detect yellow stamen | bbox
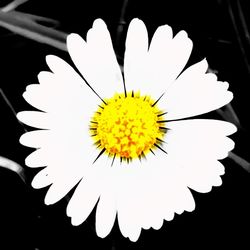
[90,92,166,160]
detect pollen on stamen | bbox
[90,91,167,162]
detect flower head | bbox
[17,18,237,241]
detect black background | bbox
[0,0,250,249]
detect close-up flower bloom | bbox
[17,18,237,241]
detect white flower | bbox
[17,18,237,242]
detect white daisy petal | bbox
[136,165,168,228]
[124,18,149,93]
[176,186,195,213]
[37,71,54,87]
[149,25,173,54]
[45,171,83,205]
[166,119,237,160]
[117,198,142,242]
[153,161,195,215]
[167,30,193,80]
[94,166,117,238]
[23,84,51,112]
[151,219,164,230]
[31,167,53,189]
[179,160,224,193]
[25,149,47,168]
[139,186,166,229]
[164,59,233,120]
[124,20,193,99]
[67,19,123,98]
[166,119,236,192]
[45,55,92,91]
[20,130,50,148]
[95,191,117,238]
[129,227,142,242]
[147,29,193,95]
[111,164,143,240]
[46,55,80,79]
[17,111,50,129]
[145,25,174,97]
[23,78,83,114]
[66,166,102,225]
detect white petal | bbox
[120,149,173,229]
[20,130,50,148]
[166,30,193,80]
[175,187,195,213]
[25,149,47,168]
[66,166,103,226]
[67,19,123,98]
[23,78,84,114]
[124,20,193,99]
[31,134,96,202]
[134,165,167,229]
[95,189,117,238]
[31,167,53,189]
[129,227,142,242]
[117,198,142,242]
[124,18,149,94]
[147,29,192,96]
[23,84,52,112]
[164,211,175,222]
[43,59,92,109]
[166,119,237,160]
[113,165,144,240]
[37,71,54,88]
[17,111,50,129]
[149,25,173,54]
[44,169,84,205]
[37,57,83,89]
[168,118,237,135]
[162,59,233,120]
[45,55,92,91]
[25,60,88,113]
[147,158,195,215]
[178,159,224,193]
[166,119,236,192]
[46,55,81,81]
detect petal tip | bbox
[45,55,56,66]
[227,91,234,102]
[129,233,141,242]
[37,71,50,83]
[24,158,32,168]
[202,58,208,68]
[66,33,81,44]
[174,30,189,40]
[160,24,173,36]
[96,230,107,239]
[187,202,196,213]
[71,216,82,226]
[44,195,54,206]
[19,133,27,146]
[129,18,145,28]
[24,152,43,168]
[44,199,52,206]
[16,112,23,122]
[66,204,72,217]
[45,54,53,61]
[93,18,106,28]
[31,178,40,189]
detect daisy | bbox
[17,18,237,242]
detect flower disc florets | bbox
[90,92,166,160]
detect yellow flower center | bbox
[90,92,167,161]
